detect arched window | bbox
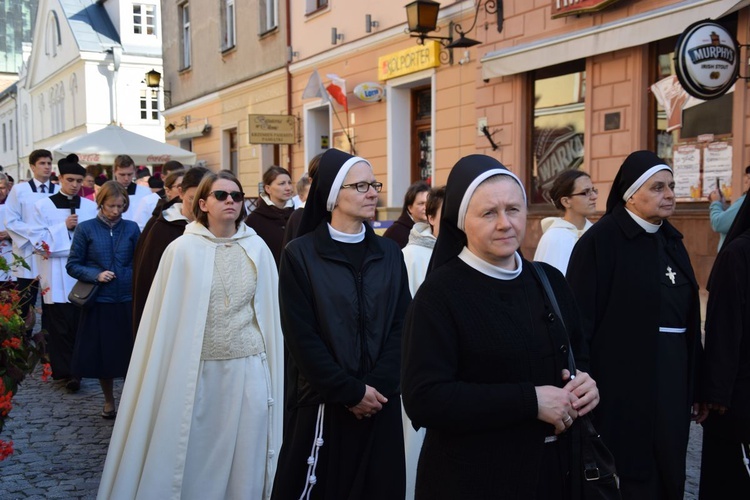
[45,12,61,57]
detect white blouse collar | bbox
[327,222,366,243]
[625,208,662,234]
[458,247,523,280]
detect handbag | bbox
[530,262,621,500]
[68,280,99,307]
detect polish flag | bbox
[326,74,348,112]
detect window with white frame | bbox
[3,123,6,152]
[259,0,277,34]
[133,4,156,35]
[305,0,327,14]
[9,119,13,150]
[180,3,191,69]
[140,89,159,120]
[221,0,236,49]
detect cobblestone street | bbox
[0,367,123,499]
[0,362,704,499]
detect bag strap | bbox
[530,262,584,499]
[530,262,576,373]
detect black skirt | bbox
[71,301,134,379]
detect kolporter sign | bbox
[378,41,440,81]
[674,20,739,100]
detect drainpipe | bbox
[285,0,293,175]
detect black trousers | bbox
[700,417,750,499]
[45,303,80,380]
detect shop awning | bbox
[166,122,211,141]
[481,0,750,79]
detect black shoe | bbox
[101,407,116,419]
[65,378,81,392]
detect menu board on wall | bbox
[702,142,733,198]
[672,140,733,201]
[672,144,702,199]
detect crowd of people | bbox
[0,147,747,499]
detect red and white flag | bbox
[326,74,348,112]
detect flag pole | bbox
[321,75,356,155]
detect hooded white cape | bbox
[97,221,284,500]
[533,216,593,275]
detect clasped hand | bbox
[349,384,388,420]
[536,369,600,435]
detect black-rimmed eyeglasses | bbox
[341,181,383,193]
[568,187,599,198]
[209,190,245,202]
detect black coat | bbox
[131,201,187,337]
[701,230,750,439]
[245,201,294,267]
[566,204,702,480]
[383,211,413,249]
[272,221,411,500]
[279,221,410,407]
[699,229,750,500]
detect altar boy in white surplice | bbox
[32,154,97,388]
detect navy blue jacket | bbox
[66,216,140,303]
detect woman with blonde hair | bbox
[67,181,140,417]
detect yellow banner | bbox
[378,41,440,81]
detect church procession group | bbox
[1,145,748,500]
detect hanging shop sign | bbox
[378,41,440,81]
[674,20,739,100]
[248,114,295,144]
[551,0,622,19]
[353,82,385,102]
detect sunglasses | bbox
[209,190,244,202]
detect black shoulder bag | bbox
[530,262,621,500]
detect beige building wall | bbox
[165,69,290,193]
[160,0,290,194]
[289,0,480,214]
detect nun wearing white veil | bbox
[402,154,599,499]
[272,148,410,500]
[567,150,705,500]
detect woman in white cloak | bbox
[97,170,284,500]
[534,169,598,274]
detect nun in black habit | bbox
[402,155,599,499]
[566,150,705,500]
[271,148,410,500]
[699,194,750,498]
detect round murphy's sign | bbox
[674,20,739,100]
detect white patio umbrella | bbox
[52,125,197,165]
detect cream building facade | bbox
[159,0,289,194]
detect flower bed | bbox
[0,254,47,461]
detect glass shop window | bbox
[530,59,586,204]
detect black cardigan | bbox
[402,257,581,498]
